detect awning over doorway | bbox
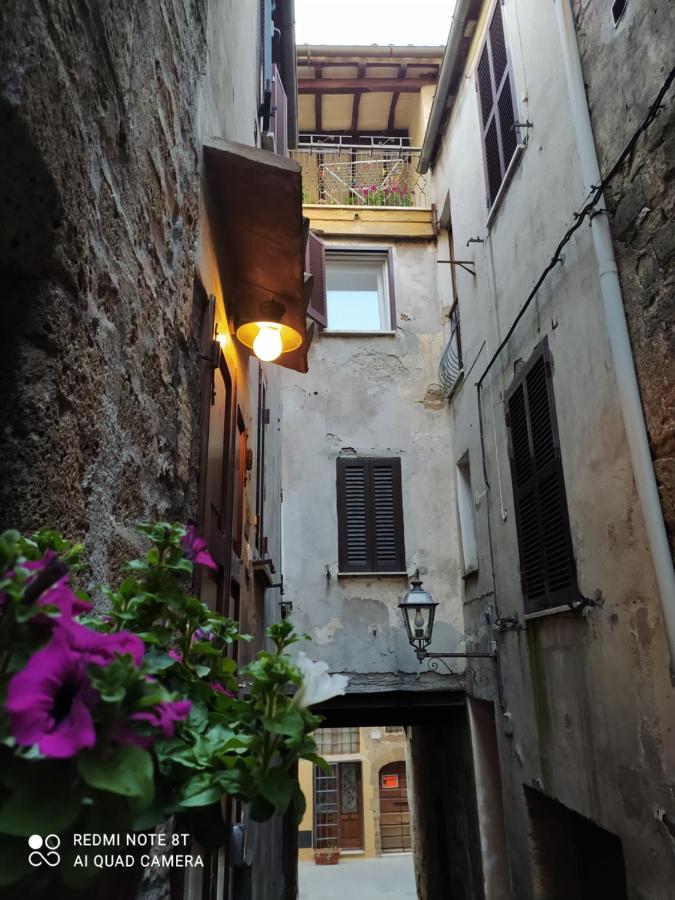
[203,138,310,373]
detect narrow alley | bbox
[0,1,673,899]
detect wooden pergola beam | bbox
[314,63,322,131]
[299,56,442,67]
[387,63,408,131]
[299,77,437,93]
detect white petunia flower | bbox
[293,652,349,708]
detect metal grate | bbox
[313,764,339,848]
[292,144,427,207]
[438,301,463,396]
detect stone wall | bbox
[0,0,207,583]
[574,0,675,550]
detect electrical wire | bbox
[475,64,675,390]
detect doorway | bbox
[313,761,364,851]
[378,761,411,852]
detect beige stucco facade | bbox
[298,728,410,861]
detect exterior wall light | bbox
[235,299,302,363]
[399,570,498,674]
[399,570,439,661]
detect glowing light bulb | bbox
[253,325,283,361]
[414,608,425,638]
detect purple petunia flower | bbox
[211,682,234,698]
[6,628,98,758]
[58,619,145,667]
[132,700,192,738]
[168,648,183,662]
[181,526,217,571]
[193,628,214,643]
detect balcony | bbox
[291,136,429,208]
[438,300,463,397]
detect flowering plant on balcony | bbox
[356,181,413,207]
[0,523,347,889]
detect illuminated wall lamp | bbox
[235,299,302,363]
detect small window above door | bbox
[325,250,395,333]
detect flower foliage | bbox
[0,523,346,887]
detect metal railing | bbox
[438,300,464,396]
[292,139,428,207]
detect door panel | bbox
[339,762,364,850]
[379,761,411,852]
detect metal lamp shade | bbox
[399,571,438,660]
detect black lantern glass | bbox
[399,570,438,660]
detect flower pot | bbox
[314,849,340,865]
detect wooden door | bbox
[379,761,411,852]
[338,762,363,850]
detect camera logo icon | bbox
[28,834,61,867]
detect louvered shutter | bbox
[505,340,577,615]
[476,2,518,208]
[271,65,288,157]
[306,231,328,327]
[337,458,405,573]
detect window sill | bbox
[485,142,527,232]
[322,330,397,337]
[337,571,409,579]
[461,565,479,580]
[523,603,576,621]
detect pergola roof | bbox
[297,45,443,136]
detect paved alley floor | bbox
[299,854,417,899]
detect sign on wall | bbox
[382,774,399,789]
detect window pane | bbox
[326,257,386,330]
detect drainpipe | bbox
[278,0,298,149]
[554,0,675,669]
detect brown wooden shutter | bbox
[271,65,288,157]
[337,458,405,573]
[197,290,235,615]
[305,231,328,327]
[476,2,518,208]
[505,339,577,614]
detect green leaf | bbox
[263,707,305,741]
[0,770,82,837]
[290,781,307,825]
[188,702,209,734]
[78,746,154,807]
[0,835,30,885]
[301,752,331,773]
[248,795,275,822]
[178,773,224,808]
[260,767,293,813]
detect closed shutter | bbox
[505,339,577,615]
[476,2,518,208]
[306,231,328,327]
[197,290,235,616]
[337,458,405,573]
[271,65,288,157]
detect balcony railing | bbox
[438,300,463,396]
[291,137,428,207]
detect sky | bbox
[294,0,453,47]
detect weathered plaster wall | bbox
[281,237,465,688]
[573,0,675,553]
[429,0,675,897]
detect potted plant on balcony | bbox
[314,843,340,865]
[0,522,347,897]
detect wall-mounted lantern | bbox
[399,570,498,674]
[399,570,439,661]
[235,299,303,362]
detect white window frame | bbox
[324,250,394,334]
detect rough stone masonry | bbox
[0,1,208,585]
